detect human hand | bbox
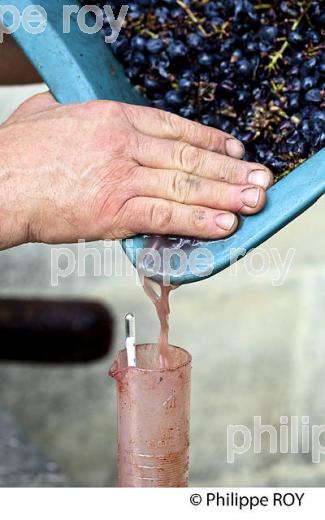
[0,92,273,249]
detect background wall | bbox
[0,85,325,486]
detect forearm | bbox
[0,32,41,85]
[0,126,32,249]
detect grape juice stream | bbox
[140,234,202,368]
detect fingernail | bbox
[215,212,236,230]
[241,187,260,208]
[225,138,245,159]
[248,169,271,189]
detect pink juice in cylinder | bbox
[109,343,192,487]
[110,234,193,486]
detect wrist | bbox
[0,125,35,249]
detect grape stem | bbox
[254,4,272,9]
[266,0,312,72]
[176,0,208,36]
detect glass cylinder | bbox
[109,343,191,487]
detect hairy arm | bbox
[0,32,41,85]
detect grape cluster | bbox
[85,0,325,179]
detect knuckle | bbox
[81,100,103,113]
[183,118,226,152]
[214,181,234,208]
[107,130,128,154]
[85,99,122,118]
[102,100,122,116]
[170,172,195,203]
[119,102,138,126]
[217,156,238,182]
[170,114,202,145]
[180,119,198,142]
[201,128,217,150]
[178,143,202,173]
[190,208,207,232]
[149,202,173,232]
[107,129,136,157]
[212,129,228,152]
[164,111,182,138]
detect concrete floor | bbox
[0,85,325,486]
[0,407,70,487]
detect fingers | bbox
[121,197,239,239]
[135,167,266,215]
[123,103,245,158]
[134,135,273,189]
